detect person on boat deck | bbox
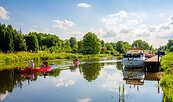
[26,59,34,69]
[73,57,78,62]
[41,60,48,67]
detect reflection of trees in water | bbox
[116,56,123,61]
[79,63,101,82]
[0,69,24,94]
[119,83,125,102]
[0,67,62,95]
[48,69,61,77]
[116,62,123,70]
[69,66,77,72]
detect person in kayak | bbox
[26,59,34,69]
[73,57,78,62]
[41,60,48,67]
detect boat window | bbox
[127,50,143,54]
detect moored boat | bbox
[20,65,51,73]
[122,48,145,68]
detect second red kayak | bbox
[73,61,79,65]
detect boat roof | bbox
[126,48,144,51]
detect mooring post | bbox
[158,50,160,62]
[144,63,146,72]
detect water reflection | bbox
[123,68,145,86]
[79,63,101,82]
[122,68,161,93]
[0,57,163,102]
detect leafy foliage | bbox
[132,40,150,50]
[160,74,173,102]
[116,41,126,54]
[69,37,78,53]
[24,33,39,52]
[160,53,173,102]
[0,24,27,52]
[82,32,101,54]
[0,24,155,55]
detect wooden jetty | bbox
[144,55,160,72]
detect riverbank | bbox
[0,51,112,63]
[160,53,173,102]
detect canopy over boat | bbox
[126,48,144,54]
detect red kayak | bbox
[20,65,51,73]
[20,68,51,77]
[73,61,79,65]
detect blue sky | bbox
[1,0,173,48]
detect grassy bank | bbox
[160,53,173,102]
[0,51,112,63]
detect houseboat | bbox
[122,48,145,68]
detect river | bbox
[0,57,163,102]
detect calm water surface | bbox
[0,57,163,102]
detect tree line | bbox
[0,24,156,54]
[159,40,173,52]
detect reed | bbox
[160,53,173,102]
[0,51,112,63]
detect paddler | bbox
[41,60,49,68]
[26,59,34,69]
[73,57,78,62]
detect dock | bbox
[144,55,160,72]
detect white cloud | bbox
[64,20,75,27]
[0,91,9,101]
[71,31,83,36]
[77,3,91,8]
[29,28,39,33]
[102,69,124,92]
[43,28,49,33]
[90,28,107,39]
[159,13,166,18]
[99,10,173,48]
[53,77,75,87]
[29,28,50,33]
[32,25,37,28]
[77,98,92,102]
[0,6,9,20]
[53,19,75,30]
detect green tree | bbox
[110,42,116,50]
[24,33,39,52]
[167,40,173,49]
[101,40,105,47]
[0,24,27,52]
[82,32,101,54]
[170,46,173,52]
[105,43,114,51]
[63,39,71,52]
[116,41,126,54]
[5,25,14,51]
[0,24,8,51]
[124,42,130,49]
[132,40,150,50]
[13,30,27,51]
[69,37,78,53]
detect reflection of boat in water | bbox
[123,68,162,93]
[122,48,145,68]
[20,65,51,77]
[123,68,145,85]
